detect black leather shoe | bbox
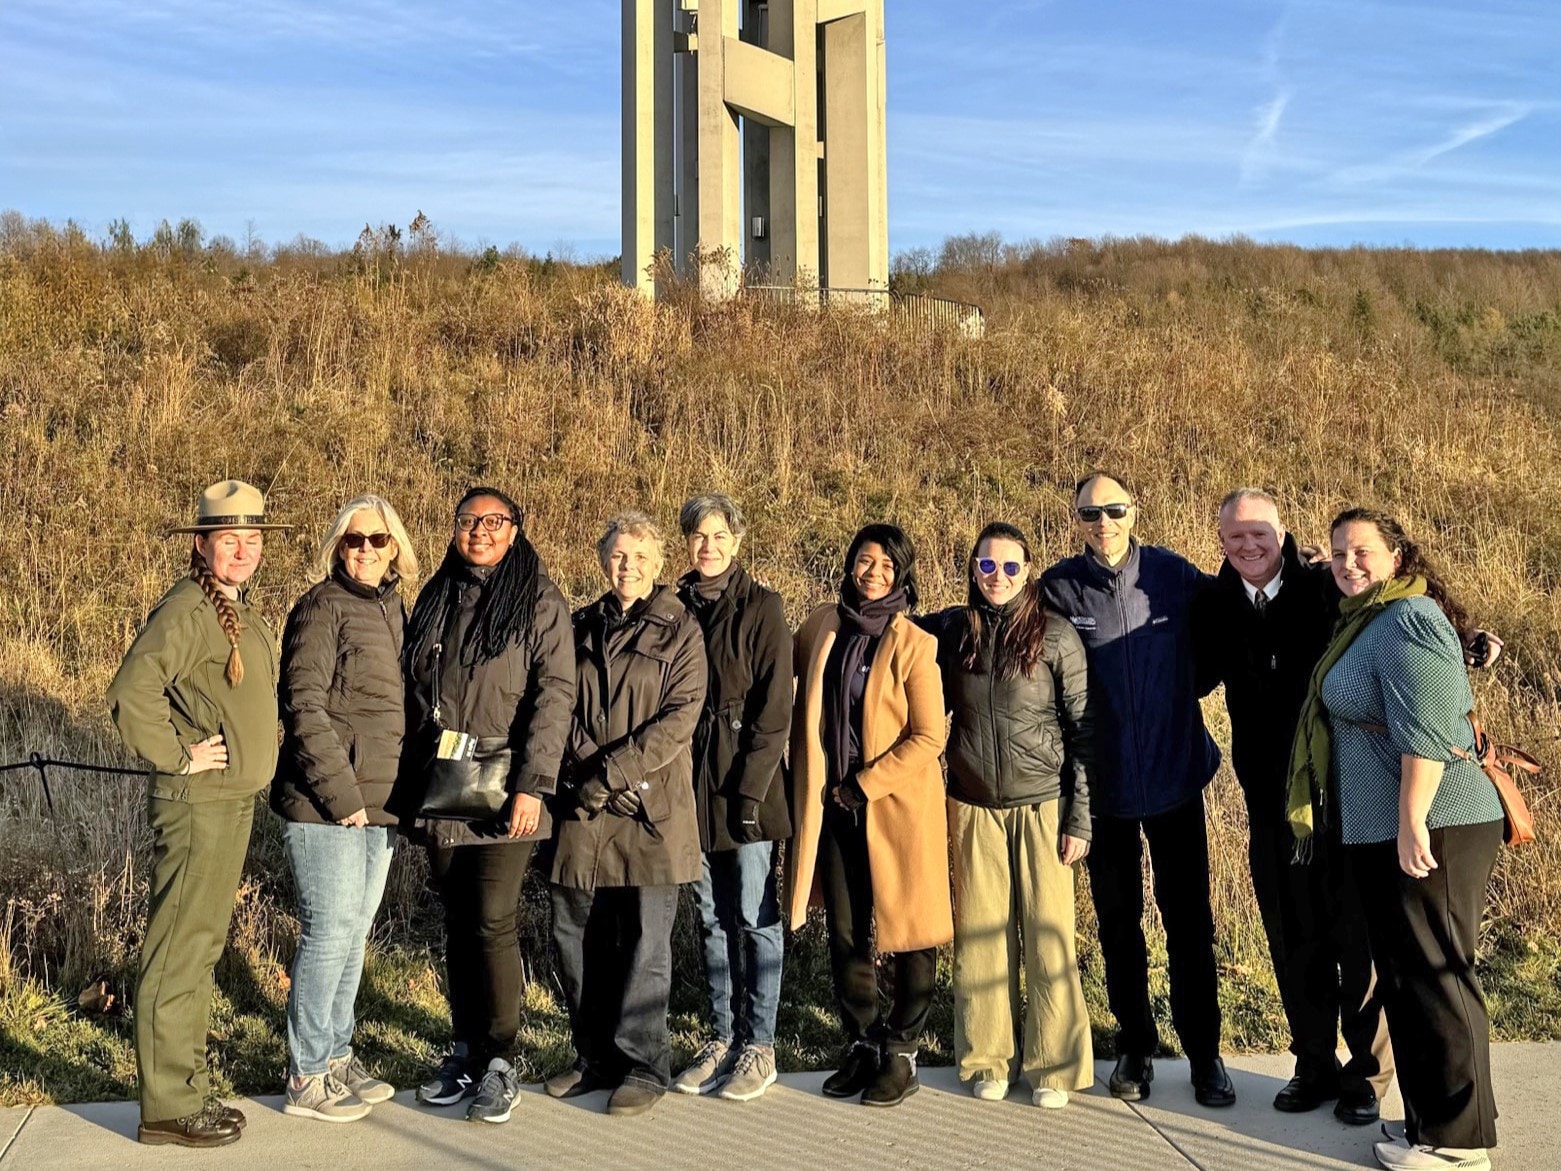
[220,1105,246,1129]
[1108,1053,1153,1101]
[861,1052,919,1108]
[822,1042,880,1099]
[1191,1057,1237,1108]
[137,1111,242,1148]
[544,1061,615,1100]
[1334,1087,1380,1126]
[1273,1073,1340,1113]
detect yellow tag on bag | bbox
[436,730,475,761]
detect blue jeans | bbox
[283,823,395,1078]
[695,841,783,1047]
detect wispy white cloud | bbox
[1328,101,1536,186]
[1238,3,1293,188]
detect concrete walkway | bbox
[3,1047,1553,1170]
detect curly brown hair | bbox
[1329,508,1472,642]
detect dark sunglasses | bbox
[975,558,1024,577]
[1076,503,1132,523]
[341,532,393,550]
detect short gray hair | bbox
[1218,487,1280,523]
[679,493,746,538]
[314,494,419,581]
[597,511,666,572]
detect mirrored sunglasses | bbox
[975,558,1024,577]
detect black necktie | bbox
[1252,588,1268,617]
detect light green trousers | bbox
[136,794,255,1122]
[950,796,1095,1091]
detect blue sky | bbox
[3,0,1557,255]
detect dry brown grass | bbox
[2,218,1559,1102]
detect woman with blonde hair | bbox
[108,480,289,1148]
[271,494,418,1123]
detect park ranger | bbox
[107,480,288,1148]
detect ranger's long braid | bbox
[190,547,245,686]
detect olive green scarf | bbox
[1286,575,1427,854]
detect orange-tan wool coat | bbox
[785,604,954,953]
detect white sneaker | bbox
[971,1079,1008,1101]
[283,1073,371,1123]
[1374,1140,1490,1171]
[1033,1087,1069,1109]
[672,1039,736,1095]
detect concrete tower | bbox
[621,0,888,299]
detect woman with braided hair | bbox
[108,480,290,1149]
[390,486,575,1125]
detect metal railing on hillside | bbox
[744,285,986,337]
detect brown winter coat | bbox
[786,604,954,953]
[271,567,407,826]
[551,585,708,890]
[390,562,576,848]
[676,564,794,852]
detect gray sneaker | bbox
[467,1058,521,1124]
[329,1053,394,1105]
[282,1073,371,1123]
[717,1044,777,1102]
[672,1039,735,1095]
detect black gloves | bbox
[606,786,644,817]
[732,797,765,843]
[576,776,611,816]
[834,775,868,812]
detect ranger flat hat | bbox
[168,479,292,534]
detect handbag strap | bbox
[430,641,445,728]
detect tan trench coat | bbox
[785,604,953,953]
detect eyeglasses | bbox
[455,512,515,533]
[1076,503,1132,523]
[975,558,1025,577]
[341,532,392,550]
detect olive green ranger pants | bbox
[949,796,1096,1093]
[136,793,255,1122]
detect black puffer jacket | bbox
[552,585,707,889]
[391,560,576,848]
[926,602,1095,840]
[272,567,406,826]
[676,564,794,852]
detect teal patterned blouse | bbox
[1320,595,1503,846]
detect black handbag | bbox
[419,736,513,822]
[415,641,514,823]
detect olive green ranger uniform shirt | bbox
[107,577,280,799]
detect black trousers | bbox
[1350,820,1501,1150]
[426,839,535,1065]
[1244,783,1390,1096]
[1087,795,1221,1065]
[817,804,936,1056]
[550,883,679,1090]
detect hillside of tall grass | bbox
[2,214,1559,1106]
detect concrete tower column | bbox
[696,0,743,298]
[622,0,676,293]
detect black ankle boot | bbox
[862,1051,919,1107]
[822,1042,881,1099]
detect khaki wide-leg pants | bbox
[136,794,255,1122]
[950,796,1094,1092]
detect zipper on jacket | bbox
[988,654,1005,805]
[1114,580,1142,811]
